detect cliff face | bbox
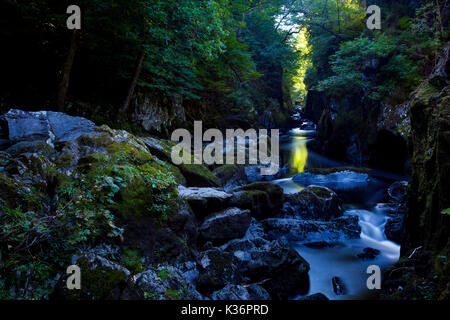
[404,45,450,252]
[380,45,450,300]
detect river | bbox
[273,126,402,300]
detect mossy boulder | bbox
[196,249,241,293]
[229,190,272,220]
[178,163,221,187]
[63,253,132,300]
[237,182,283,209]
[140,136,220,187]
[284,186,343,221]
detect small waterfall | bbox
[346,209,400,260]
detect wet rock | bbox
[384,215,405,244]
[211,284,270,300]
[213,164,247,191]
[230,190,272,220]
[357,248,381,260]
[234,182,284,218]
[246,240,310,299]
[375,202,405,215]
[139,136,173,161]
[332,277,346,296]
[177,186,232,218]
[196,249,241,293]
[304,241,335,249]
[388,181,408,203]
[299,293,329,300]
[200,208,252,244]
[293,171,369,191]
[262,216,360,243]
[244,165,281,183]
[220,222,310,299]
[284,186,343,221]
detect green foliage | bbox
[316,35,421,101]
[121,249,145,274]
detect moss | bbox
[213,164,239,184]
[240,182,283,198]
[73,257,128,300]
[305,167,371,175]
[165,163,187,185]
[307,186,333,198]
[157,268,172,281]
[164,288,183,300]
[121,249,145,275]
[179,163,221,187]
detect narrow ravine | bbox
[273,121,403,300]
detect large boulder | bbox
[231,182,284,219]
[177,186,232,218]
[200,208,251,244]
[60,251,132,300]
[384,215,405,244]
[0,109,97,146]
[245,240,310,299]
[284,186,343,221]
[220,224,310,300]
[388,181,408,205]
[196,249,241,293]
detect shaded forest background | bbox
[1,0,448,138]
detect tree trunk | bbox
[57,30,78,112]
[436,0,445,39]
[117,49,145,122]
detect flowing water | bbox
[274,127,402,300]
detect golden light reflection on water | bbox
[291,137,308,173]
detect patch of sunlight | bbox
[292,28,312,102]
[291,138,308,173]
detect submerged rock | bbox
[304,241,335,249]
[293,171,369,191]
[299,293,329,300]
[357,248,381,260]
[332,276,346,295]
[387,181,408,203]
[262,215,360,243]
